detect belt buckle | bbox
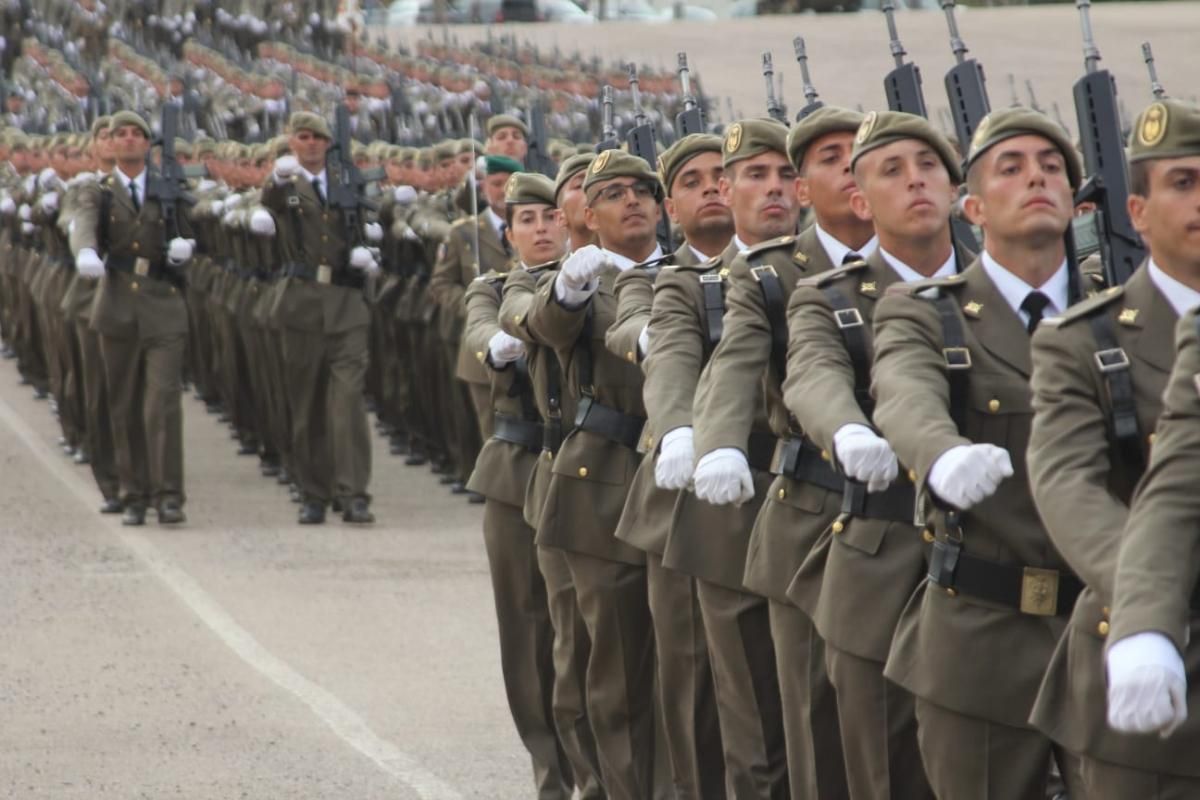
[699,273,722,284]
[943,347,972,370]
[317,265,333,284]
[834,308,864,329]
[134,257,150,277]
[1094,347,1131,374]
[1020,567,1059,616]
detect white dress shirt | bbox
[300,166,327,201]
[1147,258,1200,318]
[116,167,147,208]
[816,223,879,266]
[879,247,958,284]
[486,207,506,241]
[980,251,1069,327]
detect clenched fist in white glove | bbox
[273,155,300,182]
[0,194,14,215]
[363,221,383,242]
[76,248,105,279]
[834,423,899,494]
[38,166,61,191]
[487,330,525,366]
[249,208,276,236]
[927,444,1012,510]
[554,244,610,304]
[693,447,755,506]
[655,426,694,491]
[209,199,225,217]
[1107,632,1188,738]
[393,185,418,205]
[18,202,31,221]
[167,237,194,265]
[349,246,379,273]
[39,191,58,212]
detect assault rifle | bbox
[145,105,194,259]
[625,64,672,252]
[881,1,926,117]
[597,86,620,152]
[762,52,787,125]
[792,37,824,121]
[526,102,557,178]
[676,53,705,136]
[941,0,990,153]
[1142,41,1167,99]
[326,104,384,261]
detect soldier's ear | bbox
[961,193,985,228]
[1127,193,1149,237]
[583,204,599,233]
[663,195,680,225]
[794,175,810,208]
[848,188,872,224]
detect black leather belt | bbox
[927,538,1083,617]
[493,414,543,453]
[842,476,917,523]
[574,396,645,451]
[746,431,777,473]
[283,261,365,290]
[107,254,184,287]
[771,437,843,493]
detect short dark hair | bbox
[1129,159,1151,198]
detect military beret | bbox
[850,110,962,183]
[89,115,112,138]
[288,111,331,139]
[1129,98,1200,164]
[395,146,417,162]
[7,130,29,151]
[110,110,152,139]
[485,154,524,176]
[196,139,219,156]
[657,133,723,197]
[433,140,457,160]
[787,106,864,170]
[487,114,528,138]
[965,106,1083,189]
[553,152,594,202]
[174,137,194,158]
[457,138,478,155]
[416,148,435,169]
[722,118,788,169]
[505,172,556,207]
[582,149,664,202]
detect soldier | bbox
[486,114,530,163]
[69,111,195,526]
[1047,99,1200,795]
[869,108,1084,798]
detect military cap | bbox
[174,138,194,158]
[7,130,29,151]
[1129,99,1200,163]
[554,152,594,202]
[487,114,529,138]
[109,110,152,138]
[965,106,1083,189]
[850,110,962,183]
[657,133,723,197]
[196,139,218,156]
[485,154,524,176]
[394,146,417,162]
[457,138,478,155]
[582,149,664,202]
[268,136,290,158]
[288,110,332,139]
[433,140,457,160]
[787,106,864,170]
[505,172,556,207]
[416,148,435,169]
[722,118,788,169]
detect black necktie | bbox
[1021,291,1051,334]
[312,178,325,206]
[499,222,512,256]
[842,251,862,265]
[129,180,140,211]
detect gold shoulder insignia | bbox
[963,301,983,318]
[797,260,869,289]
[1052,284,1126,327]
[745,234,796,258]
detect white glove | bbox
[223,193,243,210]
[210,199,225,217]
[393,185,418,205]
[349,246,379,273]
[692,448,755,506]
[637,325,651,359]
[554,244,610,303]
[38,166,60,191]
[167,237,194,265]
[655,426,694,491]
[249,208,276,236]
[487,330,525,365]
[273,154,300,182]
[0,194,14,215]
[833,423,899,494]
[18,202,31,221]
[363,221,383,242]
[20,222,33,235]
[39,191,58,212]
[1106,632,1188,738]
[926,444,1013,510]
[76,247,105,278]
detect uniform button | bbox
[131,241,140,251]
[922,528,935,544]
[626,351,636,362]
[820,449,830,462]
[514,314,523,324]
[946,587,958,598]
[831,520,844,534]
[544,450,553,460]
[1098,621,1110,637]
[130,281,139,290]
[988,398,1000,413]
[644,436,654,449]
[475,351,484,361]
[777,488,786,500]
[578,467,588,478]
[908,468,918,483]
[1148,433,1157,445]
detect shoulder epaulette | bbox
[1041,284,1125,329]
[745,234,797,261]
[795,259,869,289]
[885,271,968,299]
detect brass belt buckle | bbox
[1020,567,1059,616]
[134,257,150,277]
[316,264,333,284]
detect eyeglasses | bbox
[590,180,657,205]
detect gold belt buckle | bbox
[1020,567,1059,616]
[134,257,150,277]
[316,265,333,284]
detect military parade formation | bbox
[3,0,1200,798]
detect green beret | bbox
[722,118,788,169]
[89,115,112,138]
[505,172,556,207]
[582,149,664,202]
[288,111,332,139]
[554,152,594,202]
[1129,99,1200,164]
[487,114,529,138]
[433,140,457,160]
[787,106,864,170]
[850,110,962,183]
[110,110,152,139]
[657,133,723,197]
[486,154,524,176]
[965,106,1083,190]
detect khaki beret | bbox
[487,114,529,138]
[965,106,1083,189]
[787,106,864,170]
[554,152,594,202]
[288,111,332,139]
[457,138,478,155]
[110,110,152,138]
[505,172,556,207]
[7,130,29,151]
[850,110,962,183]
[657,133,723,197]
[582,149,664,202]
[1129,99,1200,164]
[416,148,435,169]
[433,140,457,160]
[174,137,194,158]
[723,118,788,169]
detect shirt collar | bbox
[486,206,506,237]
[815,223,879,266]
[732,235,752,255]
[300,166,326,184]
[603,244,663,272]
[689,244,716,263]
[980,250,1070,322]
[117,167,146,195]
[879,246,957,283]
[1148,258,1200,318]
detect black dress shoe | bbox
[99,498,123,514]
[389,437,409,456]
[298,501,326,524]
[260,461,281,478]
[158,501,186,525]
[331,498,344,513]
[73,449,90,465]
[439,474,457,486]
[121,506,146,526]
[276,468,291,485]
[33,388,48,400]
[404,453,428,466]
[450,481,469,495]
[466,491,485,504]
[342,497,375,524]
[237,441,258,456]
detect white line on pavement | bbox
[0,393,465,800]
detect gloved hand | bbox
[223,193,243,210]
[554,244,609,302]
[209,199,225,217]
[655,426,694,491]
[363,221,383,242]
[39,191,58,213]
[487,330,525,365]
[1107,632,1188,738]
[38,166,60,191]
[833,423,899,494]
[0,194,14,215]
[637,325,651,359]
[692,448,755,506]
[272,154,300,183]
[167,237,194,265]
[349,246,379,273]
[393,185,418,205]
[927,444,1013,509]
[76,247,105,278]
[20,222,33,235]
[249,208,276,236]
[18,202,31,221]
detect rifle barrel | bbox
[628,64,646,126]
[1077,0,1102,74]
[793,37,819,106]
[678,52,696,111]
[941,0,968,64]
[1142,41,1166,99]
[882,1,907,69]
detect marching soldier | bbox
[485,114,530,163]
